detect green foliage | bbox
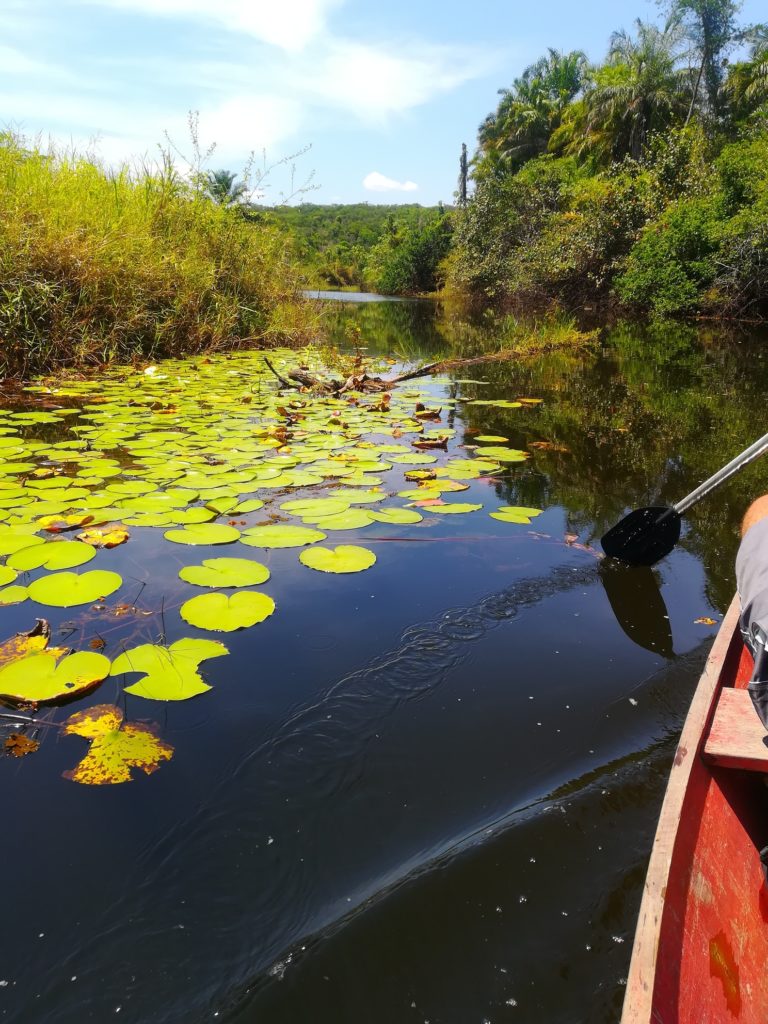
[0,135,315,377]
[450,2,767,318]
[617,131,768,314]
[365,211,453,295]
[266,202,448,291]
[616,195,722,313]
[476,49,588,175]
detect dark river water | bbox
[3,297,768,1024]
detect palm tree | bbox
[556,20,691,163]
[206,169,248,206]
[726,35,768,115]
[476,49,588,172]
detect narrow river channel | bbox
[2,296,768,1024]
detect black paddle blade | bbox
[600,506,681,566]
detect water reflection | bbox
[599,562,674,658]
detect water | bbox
[303,289,411,302]
[2,299,768,1024]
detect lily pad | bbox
[240,525,326,549]
[474,446,529,463]
[299,545,377,574]
[77,527,130,548]
[0,619,64,667]
[0,532,45,556]
[0,585,28,605]
[8,539,96,571]
[490,506,543,524]
[0,649,110,704]
[280,497,350,518]
[27,569,122,607]
[179,557,270,588]
[232,499,265,514]
[110,638,229,700]
[62,704,173,785]
[164,523,240,546]
[368,508,424,525]
[180,591,275,631]
[0,565,18,586]
[429,503,483,514]
[309,509,374,530]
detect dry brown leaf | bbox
[4,733,40,758]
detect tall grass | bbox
[0,135,319,378]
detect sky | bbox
[2,0,765,206]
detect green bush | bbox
[365,213,453,295]
[616,196,722,314]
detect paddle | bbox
[601,430,768,566]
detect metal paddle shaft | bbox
[601,430,768,566]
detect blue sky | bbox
[2,0,765,205]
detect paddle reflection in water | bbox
[599,562,674,658]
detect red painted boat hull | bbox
[622,597,768,1023]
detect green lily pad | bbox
[368,508,424,525]
[498,506,543,517]
[164,523,240,546]
[180,591,275,631]
[0,532,45,556]
[0,565,18,586]
[0,585,28,605]
[280,497,350,518]
[433,464,483,480]
[0,650,110,704]
[475,435,508,442]
[122,513,174,528]
[490,506,543,524]
[8,539,96,571]
[299,545,377,574]
[179,557,270,588]
[474,447,529,462]
[110,638,229,700]
[308,509,374,530]
[166,507,217,525]
[429,503,483,514]
[398,488,443,501]
[27,569,122,607]
[389,453,437,465]
[232,499,265,514]
[240,525,326,549]
[329,488,386,504]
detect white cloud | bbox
[363,171,418,193]
[302,39,486,121]
[1,90,301,167]
[75,0,341,51]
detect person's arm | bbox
[738,497,768,727]
[742,495,768,537]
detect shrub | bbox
[616,196,722,314]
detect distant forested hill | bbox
[262,203,453,293]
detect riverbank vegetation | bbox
[0,135,318,378]
[446,0,768,319]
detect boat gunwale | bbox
[620,594,743,1023]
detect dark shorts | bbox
[737,516,768,727]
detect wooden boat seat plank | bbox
[703,687,768,772]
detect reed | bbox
[0,134,318,378]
